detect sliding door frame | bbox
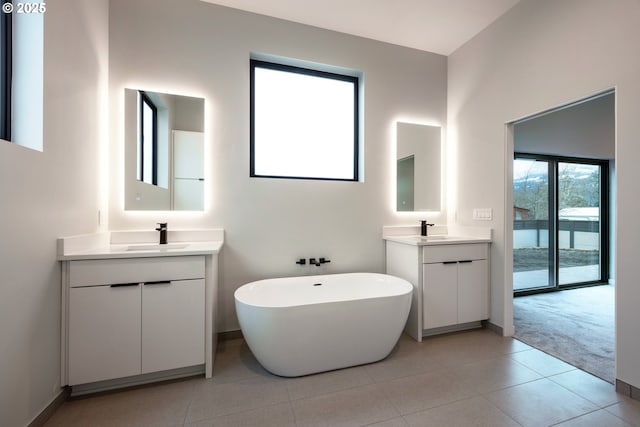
[514,153,609,296]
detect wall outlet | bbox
[473,208,493,221]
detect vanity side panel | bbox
[385,241,421,341]
[205,254,219,378]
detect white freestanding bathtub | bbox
[234,272,412,377]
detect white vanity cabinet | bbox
[66,256,205,386]
[422,244,489,329]
[141,278,204,374]
[69,283,142,385]
[385,237,490,341]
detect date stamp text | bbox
[2,2,47,14]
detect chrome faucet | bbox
[155,223,168,244]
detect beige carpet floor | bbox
[513,284,615,383]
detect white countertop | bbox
[384,235,491,246]
[58,241,223,261]
[57,229,224,261]
[382,225,492,246]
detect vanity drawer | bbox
[422,243,488,263]
[69,256,205,287]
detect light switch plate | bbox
[473,208,493,221]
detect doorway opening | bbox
[510,90,616,382]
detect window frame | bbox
[0,1,12,142]
[138,91,158,185]
[249,59,360,181]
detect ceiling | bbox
[201,0,521,56]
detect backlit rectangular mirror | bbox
[396,122,441,212]
[124,89,205,211]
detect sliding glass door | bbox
[558,162,603,285]
[513,155,608,294]
[513,158,553,291]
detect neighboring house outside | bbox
[514,206,530,220]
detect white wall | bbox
[448,0,640,389]
[0,1,109,426]
[108,0,448,332]
[515,92,615,159]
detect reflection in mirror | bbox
[396,122,441,212]
[124,89,205,211]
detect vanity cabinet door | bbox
[68,284,141,385]
[141,279,205,374]
[423,262,458,329]
[458,260,489,323]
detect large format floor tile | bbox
[554,409,634,427]
[486,378,598,426]
[184,402,296,427]
[549,369,624,407]
[185,375,290,423]
[509,347,577,376]
[380,368,477,415]
[453,355,542,393]
[290,383,399,427]
[44,329,640,426]
[605,398,640,426]
[403,395,520,427]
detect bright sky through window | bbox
[251,61,358,180]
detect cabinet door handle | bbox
[443,261,458,265]
[144,281,171,286]
[110,283,139,288]
[459,260,473,264]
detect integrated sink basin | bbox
[125,243,189,251]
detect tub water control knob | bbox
[295,258,306,265]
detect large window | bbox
[250,59,359,181]
[0,2,11,141]
[6,3,44,151]
[137,91,158,185]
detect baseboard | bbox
[28,386,71,427]
[482,320,504,336]
[218,329,243,341]
[616,379,640,401]
[422,321,483,337]
[70,365,204,397]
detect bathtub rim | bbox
[234,272,412,309]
